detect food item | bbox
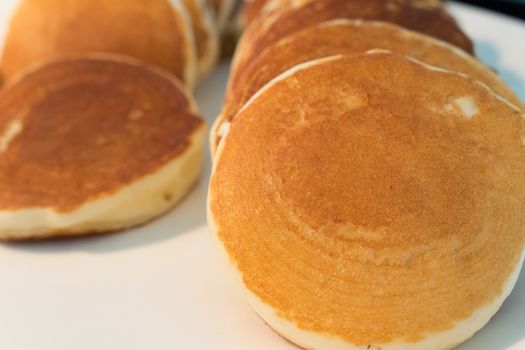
[0,54,205,240]
[240,0,271,27]
[181,0,219,78]
[210,0,236,33]
[209,51,525,350]
[232,0,473,82]
[1,0,197,87]
[212,20,521,153]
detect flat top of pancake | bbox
[210,52,525,344]
[220,21,520,144]
[1,0,190,84]
[0,55,203,213]
[233,0,473,78]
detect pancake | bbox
[212,20,521,153]
[218,0,245,58]
[241,0,271,27]
[181,0,219,78]
[0,54,205,240]
[210,0,235,33]
[232,0,473,81]
[0,0,197,88]
[209,52,525,349]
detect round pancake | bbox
[181,0,219,78]
[209,52,525,349]
[0,0,197,88]
[0,54,205,240]
[232,0,473,81]
[212,20,521,154]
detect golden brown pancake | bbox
[241,0,448,26]
[232,0,473,81]
[0,0,197,87]
[0,54,205,240]
[241,0,271,27]
[212,20,521,153]
[209,52,525,349]
[181,0,219,78]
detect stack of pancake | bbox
[0,0,243,240]
[209,0,525,349]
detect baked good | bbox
[0,0,197,87]
[0,54,205,240]
[240,0,271,27]
[209,51,525,350]
[181,0,220,78]
[232,0,473,83]
[212,19,521,153]
[210,0,236,33]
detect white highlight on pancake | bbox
[453,96,479,118]
[0,120,23,153]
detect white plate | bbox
[0,2,524,350]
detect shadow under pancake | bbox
[476,40,525,103]
[458,266,525,350]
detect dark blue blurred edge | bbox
[454,0,525,20]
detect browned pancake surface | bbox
[217,21,520,150]
[241,0,271,26]
[1,0,189,84]
[233,0,473,81]
[0,56,203,212]
[210,53,525,344]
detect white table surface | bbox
[0,1,524,349]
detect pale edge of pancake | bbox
[176,0,219,80]
[169,0,198,89]
[207,52,525,349]
[209,210,524,350]
[216,0,236,33]
[309,18,523,108]
[0,2,15,85]
[0,122,205,240]
[211,56,342,157]
[196,0,220,79]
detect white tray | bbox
[0,2,524,349]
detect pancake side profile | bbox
[0,0,197,87]
[209,52,525,350]
[181,0,219,78]
[0,55,205,240]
